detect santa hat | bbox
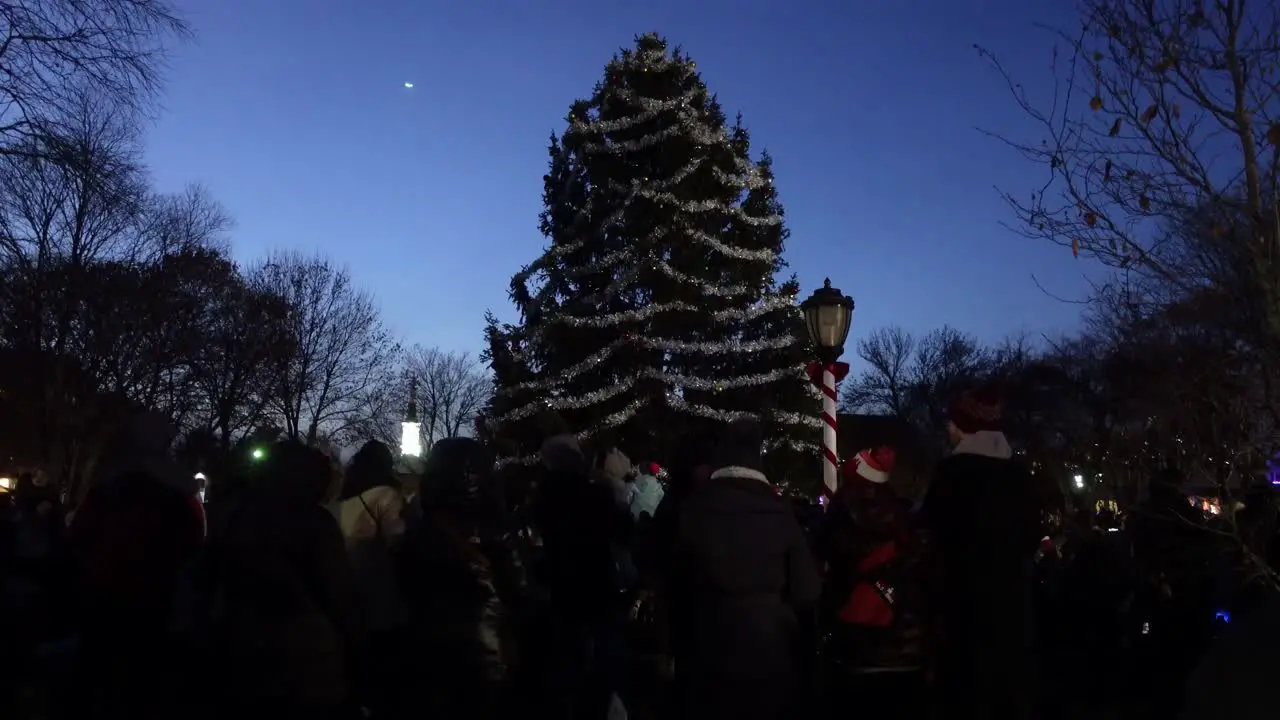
[844,447,895,485]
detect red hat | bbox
[648,462,661,476]
[844,447,895,485]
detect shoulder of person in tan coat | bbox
[335,485,406,543]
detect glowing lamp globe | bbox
[801,278,855,363]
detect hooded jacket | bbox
[670,463,821,719]
[535,460,627,622]
[400,437,528,718]
[208,441,362,708]
[920,430,1041,716]
[72,412,205,612]
[629,473,665,521]
[66,413,210,719]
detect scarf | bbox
[952,430,1013,460]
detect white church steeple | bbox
[400,375,422,457]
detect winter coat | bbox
[332,485,409,633]
[821,478,925,671]
[651,474,692,584]
[68,471,207,719]
[71,471,204,618]
[535,467,629,623]
[920,449,1042,718]
[595,447,633,509]
[400,435,531,717]
[669,465,821,720]
[398,510,527,718]
[629,473,665,522]
[207,493,362,708]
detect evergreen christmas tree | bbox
[484,34,819,485]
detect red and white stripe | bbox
[853,459,889,484]
[819,365,839,497]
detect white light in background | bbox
[401,420,422,458]
[0,477,11,491]
[1073,474,1085,489]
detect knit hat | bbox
[340,440,397,500]
[422,437,495,512]
[257,440,334,504]
[712,418,765,474]
[844,447,895,485]
[947,384,1004,434]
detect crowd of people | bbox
[2,385,1279,720]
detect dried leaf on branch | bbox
[976,0,1277,285]
[977,0,1280,585]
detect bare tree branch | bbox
[841,324,992,444]
[978,0,1279,285]
[405,346,491,447]
[0,0,190,157]
[250,252,400,446]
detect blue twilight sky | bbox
[147,0,1101,358]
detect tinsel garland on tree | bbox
[482,34,820,485]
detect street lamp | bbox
[800,278,855,498]
[801,278,855,364]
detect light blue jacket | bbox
[629,473,665,521]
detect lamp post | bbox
[801,278,854,497]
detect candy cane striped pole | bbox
[819,364,839,497]
[801,279,854,500]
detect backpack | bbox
[837,540,903,628]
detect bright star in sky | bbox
[404,82,414,89]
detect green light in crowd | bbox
[251,447,265,461]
